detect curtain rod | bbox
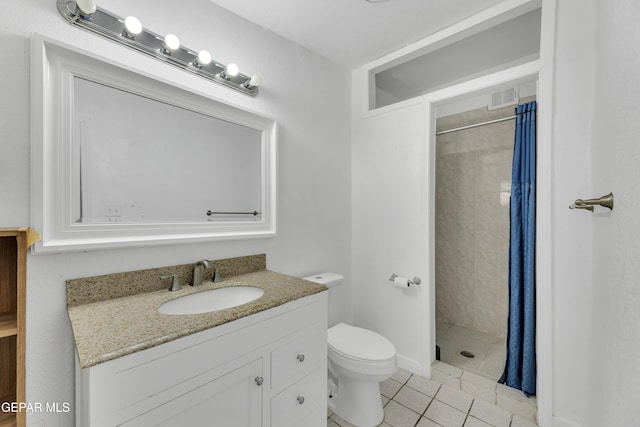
[436,114,517,136]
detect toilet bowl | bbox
[303,274,397,427]
[328,322,397,426]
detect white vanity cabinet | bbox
[75,292,327,427]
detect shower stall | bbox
[434,95,535,381]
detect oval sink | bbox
[158,286,265,315]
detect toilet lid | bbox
[328,323,396,362]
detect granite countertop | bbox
[68,270,327,368]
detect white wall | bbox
[0,1,351,425]
[350,95,431,374]
[548,1,595,425]
[552,1,640,426]
[589,1,640,425]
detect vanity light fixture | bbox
[55,0,260,96]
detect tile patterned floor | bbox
[327,361,538,427]
[436,322,506,382]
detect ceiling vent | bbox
[489,87,519,110]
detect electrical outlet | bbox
[104,204,122,217]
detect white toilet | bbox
[303,273,397,427]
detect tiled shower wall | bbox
[434,99,533,339]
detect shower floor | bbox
[436,322,506,382]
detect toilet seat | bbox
[328,323,396,362]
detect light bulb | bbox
[161,34,180,54]
[243,75,261,89]
[76,0,96,15]
[123,16,142,39]
[219,63,239,80]
[193,50,211,68]
[198,50,212,65]
[249,75,261,87]
[242,74,262,89]
[226,63,239,77]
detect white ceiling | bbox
[208,0,508,69]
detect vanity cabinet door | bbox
[124,358,263,427]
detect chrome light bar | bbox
[56,0,260,96]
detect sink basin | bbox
[158,286,265,315]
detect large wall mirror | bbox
[31,36,277,253]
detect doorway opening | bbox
[433,80,537,384]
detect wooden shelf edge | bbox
[26,228,41,248]
[0,314,18,338]
[0,228,41,248]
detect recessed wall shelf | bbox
[0,228,40,427]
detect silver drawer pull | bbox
[297,354,305,363]
[297,395,305,405]
[255,376,264,386]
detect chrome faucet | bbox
[192,259,212,287]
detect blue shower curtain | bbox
[501,101,536,395]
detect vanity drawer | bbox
[271,325,325,391]
[271,368,324,427]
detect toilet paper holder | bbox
[389,274,421,286]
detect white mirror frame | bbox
[31,35,277,253]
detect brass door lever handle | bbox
[569,192,614,212]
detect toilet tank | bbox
[303,273,344,326]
